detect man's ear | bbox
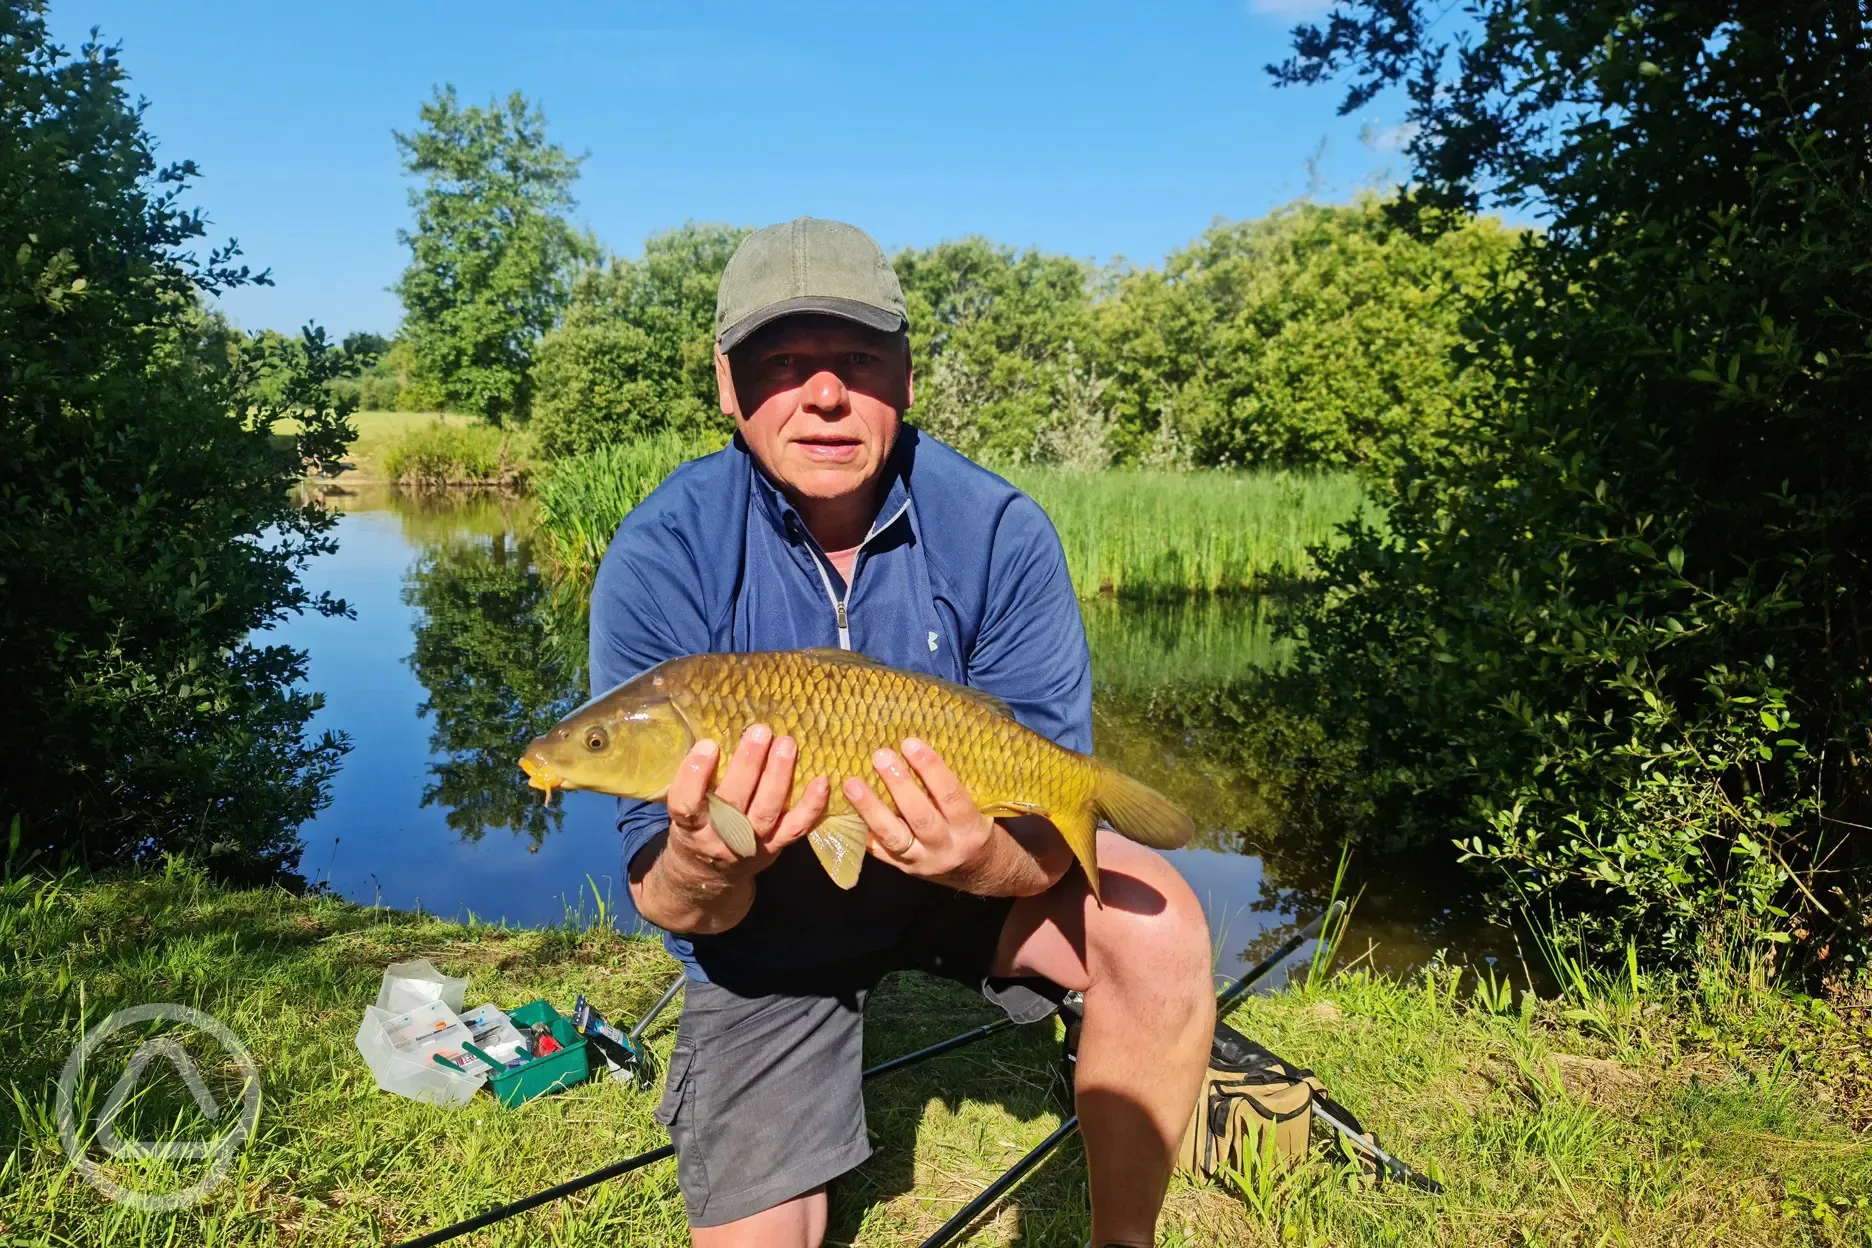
[902,337,915,411]
[714,345,738,417]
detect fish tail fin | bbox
[1093,764,1196,851]
[1050,805,1103,904]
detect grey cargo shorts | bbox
[653,889,1060,1227]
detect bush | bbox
[0,7,351,881]
[527,223,744,459]
[382,421,528,486]
[1275,1,1872,966]
[1096,199,1520,473]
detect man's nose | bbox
[800,369,848,414]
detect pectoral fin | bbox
[808,814,870,889]
[707,792,757,858]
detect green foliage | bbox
[0,5,349,880]
[394,87,595,425]
[382,420,528,486]
[1096,199,1520,472]
[1275,1,1872,963]
[242,324,364,476]
[1003,466,1369,597]
[528,222,747,458]
[532,431,730,579]
[895,238,1101,465]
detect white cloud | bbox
[1360,120,1422,153]
[1247,0,1337,15]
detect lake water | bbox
[278,488,1510,990]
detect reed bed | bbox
[534,443,1368,600]
[1003,467,1369,598]
[533,432,728,580]
[381,420,529,487]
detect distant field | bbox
[281,409,475,481]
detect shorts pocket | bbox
[655,1041,696,1127]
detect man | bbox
[589,217,1214,1248]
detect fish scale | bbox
[520,648,1193,898]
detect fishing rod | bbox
[390,979,1023,1248]
[394,902,1364,1248]
[916,899,1442,1248]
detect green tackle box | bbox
[485,999,590,1107]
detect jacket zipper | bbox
[805,498,910,650]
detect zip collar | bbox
[740,433,916,650]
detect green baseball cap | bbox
[715,217,908,351]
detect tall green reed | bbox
[1001,467,1369,597]
[533,432,729,580]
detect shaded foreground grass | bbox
[3,866,1868,1246]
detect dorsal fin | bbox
[798,646,886,667]
[796,647,1016,719]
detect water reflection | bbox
[285,488,1511,984]
[403,527,581,845]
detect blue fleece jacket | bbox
[586,427,1092,983]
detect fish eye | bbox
[583,727,608,751]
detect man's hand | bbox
[633,724,829,935]
[666,723,830,875]
[843,737,1048,894]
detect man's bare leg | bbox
[690,1186,826,1248]
[992,831,1214,1247]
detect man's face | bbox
[717,315,913,511]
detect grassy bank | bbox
[4,866,1867,1246]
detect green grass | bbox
[532,433,730,580]
[998,467,1369,598]
[380,420,530,487]
[529,449,1367,600]
[4,864,1867,1246]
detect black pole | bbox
[388,1006,1021,1248]
[920,901,1357,1248]
[914,1116,1080,1248]
[628,975,685,1043]
[389,1144,675,1248]
[1216,899,1345,1013]
[863,1017,1015,1079]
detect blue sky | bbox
[51,0,1414,337]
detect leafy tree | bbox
[394,87,594,425]
[243,325,364,477]
[1275,1,1872,964]
[528,222,746,458]
[1,3,352,880]
[894,238,1099,464]
[1096,199,1519,473]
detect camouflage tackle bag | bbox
[1175,1019,1365,1180]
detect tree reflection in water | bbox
[402,513,587,847]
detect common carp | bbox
[518,648,1193,898]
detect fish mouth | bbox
[518,751,566,802]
